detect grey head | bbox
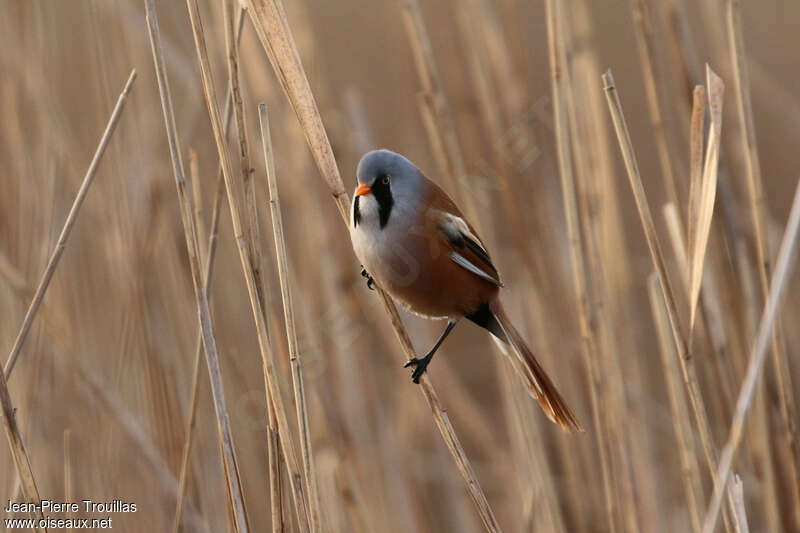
[353,149,426,230]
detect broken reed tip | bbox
[601,70,615,91]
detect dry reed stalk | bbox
[172,8,245,531]
[243,1,503,530]
[602,70,737,531]
[3,69,136,379]
[686,86,706,266]
[267,401,284,533]
[687,69,723,334]
[183,1,312,530]
[648,273,704,533]
[544,2,616,531]
[224,0,257,271]
[144,3,249,531]
[189,148,205,259]
[629,0,682,211]
[221,3,288,531]
[0,67,136,533]
[724,0,800,518]
[730,475,750,533]
[260,103,323,532]
[702,175,800,532]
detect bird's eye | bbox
[382,176,390,185]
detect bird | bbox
[349,149,581,431]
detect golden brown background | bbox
[2,0,800,531]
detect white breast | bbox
[349,194,422,291]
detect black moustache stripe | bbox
[352,196,361,227]
[373,176,393,229]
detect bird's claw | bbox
[403,356,431,384]
[360,266,375,291]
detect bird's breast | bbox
[350,205,498,319]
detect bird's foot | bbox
[360,266,375,290]
[403,353,433,384]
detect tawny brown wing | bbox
[423,176,502,287]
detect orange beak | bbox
[355,183,372,197]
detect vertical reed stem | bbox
[260,103,323,532]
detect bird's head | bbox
[352,149,424,229]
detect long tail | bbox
[469,301,582,432]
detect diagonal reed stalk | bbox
[143,2,249,531]
[543,1,616,531]
[4,70,136,380]
[702,175,800,533]
[0,68,136,533]
[0,333,44,531]
[260,103,323,532]
[602,69,737,531]
[243,1,502,530]
[724,0,800,516]
[183,0,312,530]
[172,8,245,532]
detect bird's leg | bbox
[404,320,457,383]
[360,265,375,290]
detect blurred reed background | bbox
[1,0,800,532]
